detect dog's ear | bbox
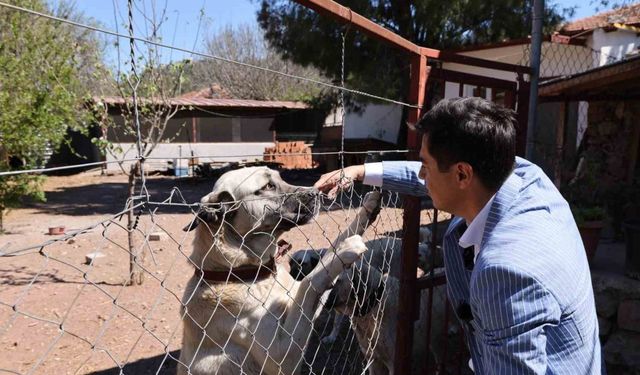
[183,190,236,232]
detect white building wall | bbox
[322,104,402,144]
[343,104,402,144]
[589,28,639,66]
[105,142,274,171]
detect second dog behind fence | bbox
[287,201,455,374]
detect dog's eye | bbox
[263,182,276,191]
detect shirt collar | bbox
[458,194,496,250]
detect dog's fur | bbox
[178,167,380,375]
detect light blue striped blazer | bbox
[379,157,603,374]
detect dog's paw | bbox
[336,235,367,265]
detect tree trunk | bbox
[0,207,4,234]
[127,162,144,285]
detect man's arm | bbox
[314,161,427,197]
[377,161,427,197]
[473,264,561,375]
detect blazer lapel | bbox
[443,217,473,308]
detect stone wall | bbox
[586,100,640,191]
[593,271,640,374]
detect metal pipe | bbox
[525,0,544,160]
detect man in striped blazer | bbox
[315,97,603,374]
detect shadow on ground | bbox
[25,177,216,217]
[87,350,180,375]
[0,266,124,286]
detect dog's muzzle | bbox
[278,189,319,228]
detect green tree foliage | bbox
[258,0,569,101]
[0,0,104,232]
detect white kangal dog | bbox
[178,167,381,375]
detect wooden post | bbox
[394,52,428,375]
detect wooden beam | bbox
[293,0,422,54]
[424,48,532,74]
[539,58,640,97]
[407,54,428,149]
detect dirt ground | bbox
[0,169,449,375]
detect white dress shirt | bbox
[363,162,384,186]
[458,194,495,263]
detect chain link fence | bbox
[0,2,457,374]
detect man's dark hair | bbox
[415,97,516,191]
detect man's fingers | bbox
[314,168,358,195]
[314,170,342,191]
[328,186,339,199]
[314,177,335,192]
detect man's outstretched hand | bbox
[313,165,365,198]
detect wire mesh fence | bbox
[0,0,503,374]
[519,38,622,178]
[0,160,457,374]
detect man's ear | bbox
[456,162,473,188]
[183,191,236,232]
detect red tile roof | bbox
[561,3,640,35]
[94,96,308,110]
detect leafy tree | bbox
[0,0,105,232]
[257,0,570,106]
[190,24,328,102]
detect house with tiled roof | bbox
[442,4,639,86]
[48,85,324,173]
[94,86,323,172]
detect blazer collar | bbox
[481,166,523,247]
